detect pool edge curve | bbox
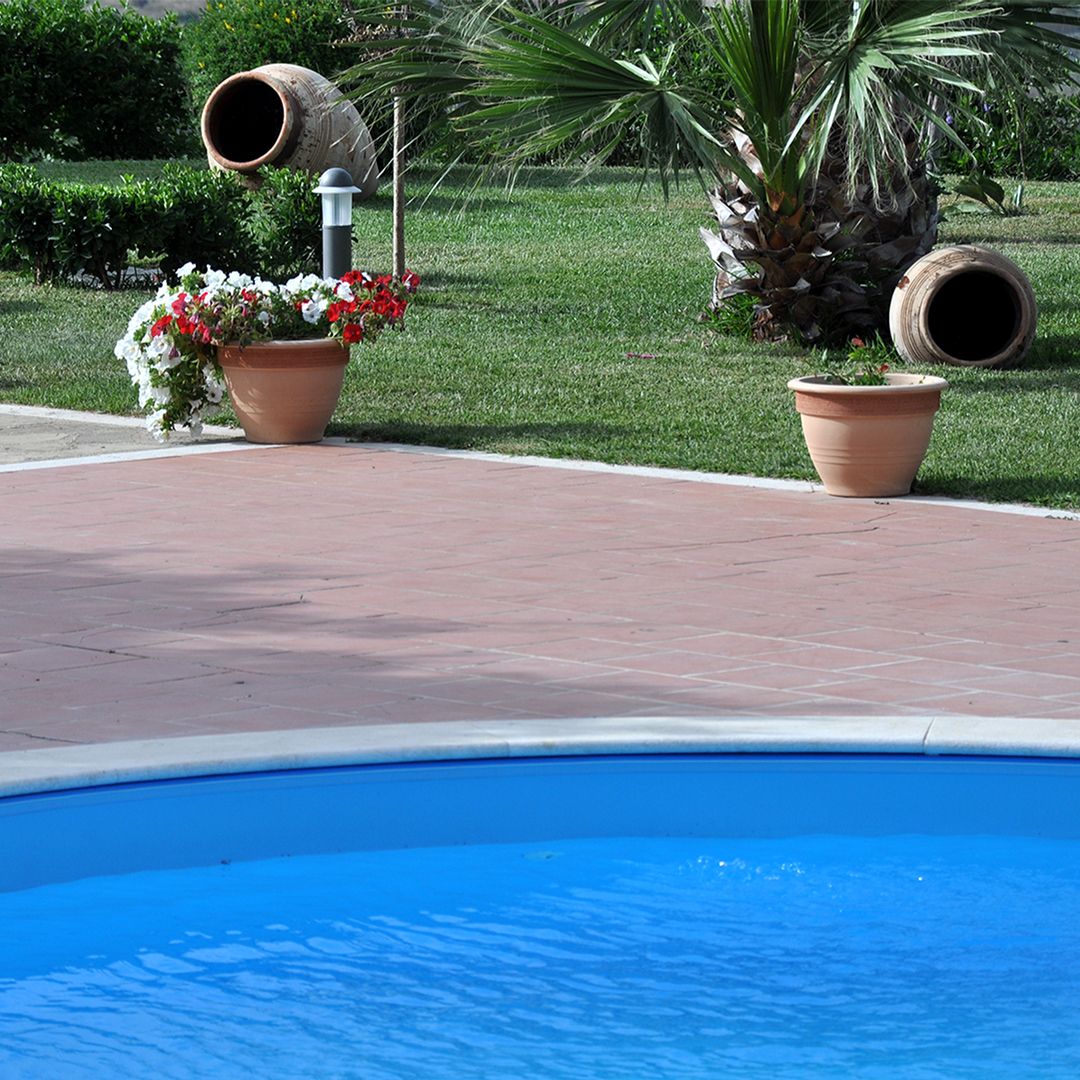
[4,714,1080,799]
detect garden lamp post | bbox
[315,167,360,279]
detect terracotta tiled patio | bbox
[2,440,1079,753]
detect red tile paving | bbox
[1,442,1079,752]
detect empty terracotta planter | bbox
[201,64,378,196]
[217,339,350,444]
[788,373,948,497]
[889,245,1036,368]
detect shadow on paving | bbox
[0,544,873,747]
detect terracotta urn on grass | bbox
[787,373,948,497]
[217,339,350,444]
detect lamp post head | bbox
[315,168,361,227]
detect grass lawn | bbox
[2,161,1079,510]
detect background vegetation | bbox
[183,0,350,108]
[0,0,190,160]
[2,3,1079,510]
[0,162,320,285]
[1,163,1078,511]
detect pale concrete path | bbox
[0,405,243,465]
[1,440,1079,752]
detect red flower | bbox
[342,323,363,343]
[851,336,865,349]
[149,314,173,337]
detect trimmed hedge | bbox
[0,0,192,161]
[0,164,321,287]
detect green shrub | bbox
[938,91,1080,182]
[0,164,327,287]
[0,0,191,162]
[185,0,349,111]
[53,181,159,288]
[244,166,320,279]
[156,165,252,276]
[0,164,59,283]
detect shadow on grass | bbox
[922,473,1080,510]
[410,268,493,290]
[944,366,1080,392]
[329,419,630,449]
[358,190,513,216]
[0,300,44,316]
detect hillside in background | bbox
[98,0,204,19]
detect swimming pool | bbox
[3,723,1080,1077]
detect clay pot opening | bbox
[925,269,1022,365]
[203,76,289,169]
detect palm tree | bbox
[342,0,1079,342]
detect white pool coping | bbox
[3,716,1080,799]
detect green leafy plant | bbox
[0,165,60,284]
[818,335,902,386]
[184,0,349,110]
[701,290,758,340]
[344,0,1079,344]
[939,90,1080,183]
[156,165,251,278]
[0,0,189,161]
[0,164,333,289]
[244,166,321,280]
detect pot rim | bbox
[218,338,348,350]
[788,373,948,394]
[201,69,297,172]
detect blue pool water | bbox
[3,755,1080,1077]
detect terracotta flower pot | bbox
[217,339,350,444]
[787,373,948,497]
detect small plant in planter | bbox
[818,335,899,385]
[788,336,948,498]
[117,264,419,443]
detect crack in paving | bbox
[214,598,308,615]
[0,729,80,745]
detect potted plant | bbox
[787,338,948,498]
[116,263,419,443]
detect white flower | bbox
[204,371,226,404]
[155,350,184,371]
[146,411,168,442]
[147,335,172,359]
[204,269,226,289]
[300,299,322,325]
[176,261,196,278]
[257,310,272,326]
[226,271,254,288]
[334,282,355,302]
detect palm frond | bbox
[793,0,990,199]
[454,8,750,195]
